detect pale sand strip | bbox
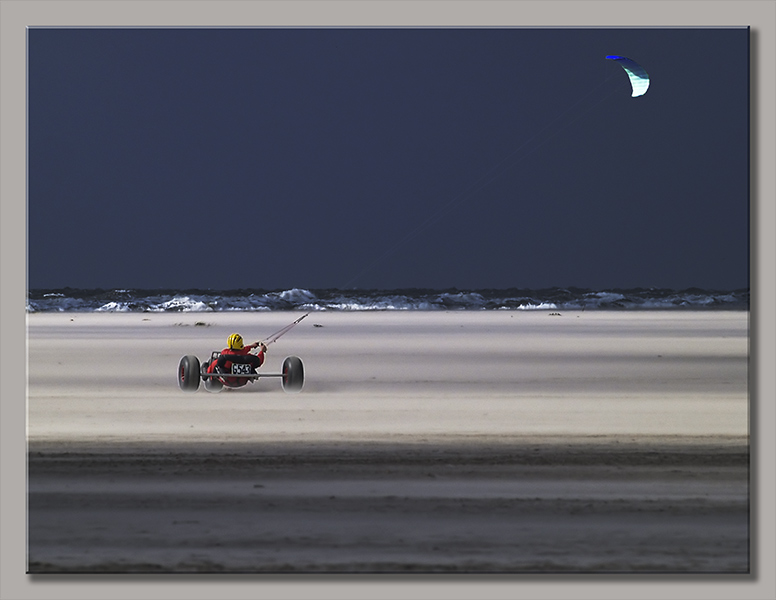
[26,311,749,572]
[27,310,749,447]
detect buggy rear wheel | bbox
[178,355,201,392]
[281,356,304,393]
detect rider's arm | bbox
[249,342,268,353]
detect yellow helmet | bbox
[227,333,244,350]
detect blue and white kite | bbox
[606,55,650,97]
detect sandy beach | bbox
[26,310,750,573]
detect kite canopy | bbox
[606,55,650,97]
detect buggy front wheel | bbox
[201,360,223,393]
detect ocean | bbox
[26,287,749,313]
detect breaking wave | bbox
[26,287,749,313]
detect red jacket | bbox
[220,346,265,361]
[215,346,265,367]
[207,346,265,386]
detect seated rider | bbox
[208,333,267,386]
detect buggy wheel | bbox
[204,375,224,393]
[281,356,304,393]
[201,361,223,393]
[178,355,201,392]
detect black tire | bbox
[178,355,201,392]
[281,356,304,393]
[204,375,224,393]
[201,360,223,393]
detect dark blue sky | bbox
[28,27,749,291]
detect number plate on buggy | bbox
[231,363,252,375]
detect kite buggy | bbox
[177,313,308,394]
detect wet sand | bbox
[26,310,749,573]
